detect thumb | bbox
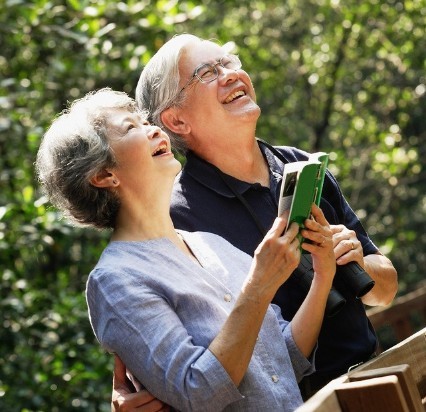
[268,215,289,238]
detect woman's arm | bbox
[291,204,336,357]
[208,216,302,385]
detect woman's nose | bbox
[147,126,162,139]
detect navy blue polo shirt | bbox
[170,142,378,385]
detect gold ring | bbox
[351,241,355,250]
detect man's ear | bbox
[161,107,190,136]
[90,169,118,188]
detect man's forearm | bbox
[361,253,398,306]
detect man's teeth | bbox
[225,90,245,104]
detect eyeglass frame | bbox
[177,54,242,95]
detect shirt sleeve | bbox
[270,304,316,382]
[86,271,244,411]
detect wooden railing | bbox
[295,284,426,411]
[296,328,426,412]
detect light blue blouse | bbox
[86,230,315,411]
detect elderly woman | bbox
[35,88,336,411]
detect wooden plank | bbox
[352,328,426,397]
[296,329,426,411]
[348,364,423,412]
[335,375,410,412]
[295,376,346,412]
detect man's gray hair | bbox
[135,34,203,154]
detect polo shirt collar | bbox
[184,151,250,198]
[183,142,285,198]
[260,141,286,180]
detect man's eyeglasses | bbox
[178,54,242,95]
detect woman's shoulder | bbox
[178,230,252,264]
[89,239,177,280]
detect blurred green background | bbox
[1,0,425,410]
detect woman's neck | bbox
[111,191,175,242]
[111,213,199,265]
[111,215,175,242]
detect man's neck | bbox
[193,138,270,187]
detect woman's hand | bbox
[300,204,336,287]
[244,212,301,302]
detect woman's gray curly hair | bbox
[35,88,140,229]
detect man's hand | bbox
[330,224,397,306]
[330,224,365,267]
[112,355,170,412]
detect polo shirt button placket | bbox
[224,293,232,302]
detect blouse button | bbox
[271,375,279,383]
[224,293,232,302]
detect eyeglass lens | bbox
[196,55,241,83]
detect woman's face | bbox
[106,108,181,191]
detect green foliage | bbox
[1,0,424,409]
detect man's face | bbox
[175,40,261,153]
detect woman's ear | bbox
[90,169,119,188]
[161,107,190,136]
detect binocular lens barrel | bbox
[337,262,375,298]
[293,255,375,317]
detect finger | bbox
[113,390,159,410]
[136,398,168,411]
[280,222,301,247]
[346,239,359,252]
[310,204,330,226]
[268,216,288,237]
[301,230,329,247]
[330,224,344,235]
[113,355,132,392]
[336,239,362,265]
